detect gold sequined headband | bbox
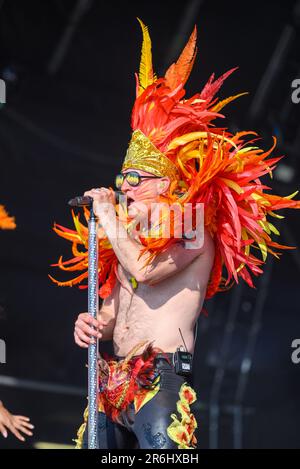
[122,129,179,181]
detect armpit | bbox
[116,263,134,294]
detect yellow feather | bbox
[211,92,248,113]
[237,146,260,154]
[268,210,285,219]
[137,18,156,95]
[242,228,250,256]
[168,131,237,151]
[258,238,268,261]
[284,190,299,200]
[251,193,272,206]
[219,177,244,194]
[268,222,280,236]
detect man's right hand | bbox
[74,313,109,348]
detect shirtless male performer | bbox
[74,170,214,449]
[51,20,300,449]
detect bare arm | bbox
[100,208,210,284]
[74,281,120,347]
[137,240,206,285]
[97,281,120,340]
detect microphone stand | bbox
[87,203,99,449]
[68,191,123,448]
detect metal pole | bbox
[87,205,99,449]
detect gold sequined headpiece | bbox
[122,130,179,181]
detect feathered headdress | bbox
[50,19,300,299]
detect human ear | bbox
[157,177,170,194]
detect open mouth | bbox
[126,196,135,208]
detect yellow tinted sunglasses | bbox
[115,171,161,189]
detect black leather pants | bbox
[82,354,195,449]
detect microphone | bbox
[68,191,124,207]
[68,195,92,207]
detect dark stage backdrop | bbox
[0,0,299,449]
